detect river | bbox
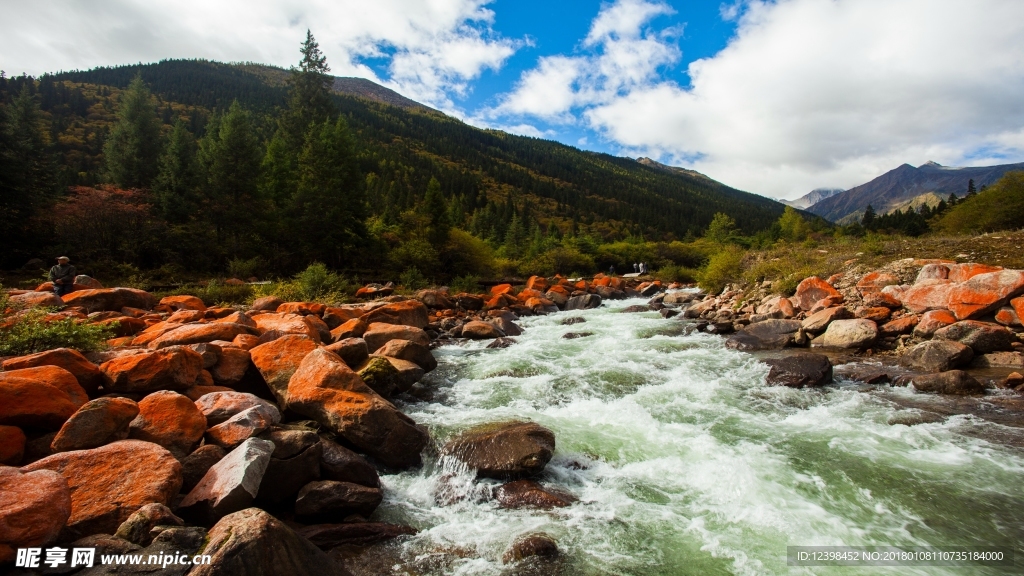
[366,297,1024,575]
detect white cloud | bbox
[490,0,1024,199]
[0,0,518,111]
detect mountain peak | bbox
[920,160,943,168]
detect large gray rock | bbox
[255,428,322,506]
[178,437,275,524]
[294,480,383,520]
[811,319,878,349]
[190,508,352,576]
[319,436,380,488]
[373,339,437,372]
[441,421,555,479]
[564,294,602,310]
[902,340,974,372]
[763,353,833,388]
[461,320,504,339]
[114,502,183,546]
[801,306,852,333]
[933,320,1016,354]
[725,319,803,350]
[910,370,985,395]
[324,338,370,369]
[181,445,226,492]
[82,526,207,575]
[971,351,1024,368]
[50,397,139,452]
[196,391,280,427]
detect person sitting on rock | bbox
[49,256,76,297]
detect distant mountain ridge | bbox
[808,161,1024,222]
[780,188,844,210]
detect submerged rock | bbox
[496,480,577,509]
[763,353,833,388]
[503,532,559,564]
[441,421,555,479]
[910,370,985,395]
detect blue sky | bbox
[4,0,1024,199]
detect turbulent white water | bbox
[374,297,1024,575]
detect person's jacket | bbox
[49,264,76,285]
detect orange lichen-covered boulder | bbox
[360,300,429,329]
[251,296,284,312]
[525,276,549,292]
[947,263,1003,283]
[286,349,428,468]
[63,288,156,313]
[148,322,257,349]
[9,291,65,308]
[516,289,545,302]
[994,307,1021,327]
[322,306,364,329]
[793,277,842,311]
[128,391,207,457]
[914,309,957,338]
[21,440,183,540]
[946,269,1024,320]
[51,397,140,452]
[100,347,204,393]
[879,315,919,336]
[276,302,326,316]
[490,283,513,296]
[159,295,207,311]
[330,318,367,341]
[249,335,318,407]
[593,276,611,287]
[2,348,105,394]
[0,367,87,430]
[0,425,27,465]
[0,467,72,554]
[130,321,186,346]
[900,281,955,314]
[855,271,900,295]
[362,323,430,351]
[253,312,321,343]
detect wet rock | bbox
[489,316,523,336]
[114,502,184,546]
[933,320,1016,354]
[1,348,105,394]
[725,319,803,350]
[0,425,26,464]
[249,335,318,406]
[561,317,587,326]
[562,332,594,339]
[947,269,1024,320]
[910,370,985,395]
[355,356,404,398]
[319,437,380,488]
[295,480,383,519]
[495,480,577,509]
[128,390,207,457]
[325,338,370,369]
[887,411,946,426]
[100,347,204,393]
[195,391,279,427]
[149,323,256,349]
[902,340,974,372]
[51,397,140,452]
[793,277,842,311]
[971,351,1024,369]
[379,356,424,393]
[181,444,227,493]
[620,305,650,313]
[462,320,503,339]
[62,288,157,313]
[503,533,559,564]
[0,467,72,552]
[178,438,275,524]
[441,421,555,479]
[487,337,517,349]
[189,508,351,576]
[297,522,416,549]
[564,294,602,310]
[811,319,878,349]
[255,429,322,506]
[362,323,430,351]
[21,440,182,540]
[660,308,680,318]
[286,349,428,468]
[0,366,87,430]
[361,300,429,329]
[373,339,437,372]
[210,347,253,387]
[206,405,280,449]
[763,353,833,388]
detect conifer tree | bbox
[861,204,876,228]
[153,119,200,223]
[280,30,336,149]
[705,212,737,244]
[104,75,162,188]
[422,177,450,246]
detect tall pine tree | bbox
[104,75,162,188]
[153,119,200,223]
[279,30,336,149]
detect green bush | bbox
[449,274,481,294]
[653,264,699,284]
[698,246,745,294]
[399,267,429,291]
[528,247,596,277]
[248,263,353,305]
[161,281,254,307]
[0,294,114,355]
[227,256,266,279]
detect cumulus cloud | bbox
[0,0,518,111]
[490,0,1024,199]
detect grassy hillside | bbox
[932,171,1024,235]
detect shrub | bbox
[227,256,266,279]
[449,274,481,294]
[528,247,596,277]
[653,264,699,284]
[698,246,745,294]
[247,263,353,305]
[161,281,253,307]
[399,267,429,291]
[0,292,114,355]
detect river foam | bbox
[374,298,1024,575]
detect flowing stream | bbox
[369,297,1024,575]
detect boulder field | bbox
[2,264,1021,570]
